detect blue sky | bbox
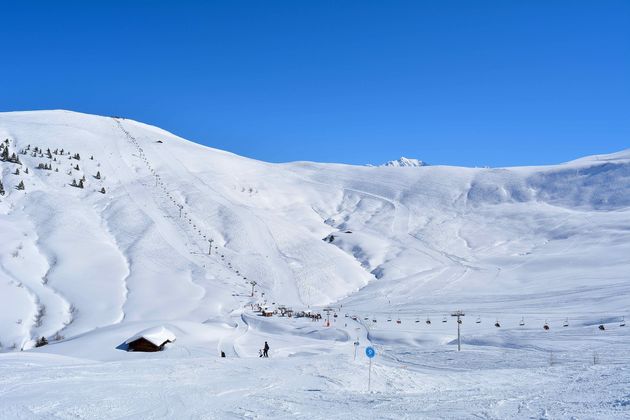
[1,1,628,167]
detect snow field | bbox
[1,110,629,418]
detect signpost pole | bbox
[368,358,372,392]
[365,346,376,392]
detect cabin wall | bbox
[127,338,160,352]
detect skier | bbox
[263,341,270,358]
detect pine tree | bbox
[13,168,20,175]
[24,167,29,174]
[17,180,25,190]
[71,179,77,187]
[100,187,106,194]
[74,164,80,171]
[0,179,5,195]
[1,146,8,161]
[78,179,84,189]
[95,171,101,180]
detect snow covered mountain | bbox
[1,110,629,418]
[1,109,629,351]
[381,156,427,167]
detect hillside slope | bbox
[1,110,629,352]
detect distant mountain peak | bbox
[381,157,427,167]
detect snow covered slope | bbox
[1,110,629,351]
[1,110,630,418]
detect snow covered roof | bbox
[125,326,176,346]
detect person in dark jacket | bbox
[263,341,270,357]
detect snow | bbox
[124,326,176,347]
[0,110,629,418]
[380,156,427,167]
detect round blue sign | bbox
[365,346,376,358]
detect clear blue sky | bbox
[1,1,628,167]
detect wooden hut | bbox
[125,326,176,352]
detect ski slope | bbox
[0,110,629,418]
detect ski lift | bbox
[442,316,447,323]
[519,317,525,327]
[563,318,569,327]
[475,316,481,324]
[494,320,501,328]
[543,320,550,331]
[426,317,432,325]
[599,324,605,331]
[620,317,626,327]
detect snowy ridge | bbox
[381,156,427,167]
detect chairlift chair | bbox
[442,316,447,323]
[396,318,402,324]
[494,320,501,328]
[387,314,392,322]
[563,318,569,327]
[620,316,625,327]
[372,318,377,323]
[415,317,420,323]
[599,324,605,331]
[543,320,550,330]
[476,316,481,324]
[519,317,525,326]
[426,317,432,325]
